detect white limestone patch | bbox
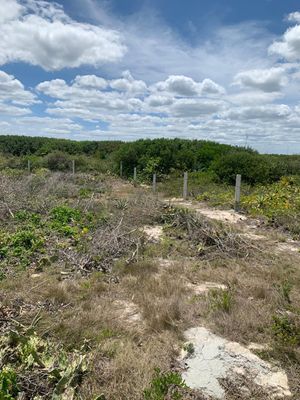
[143,225,164,242]
[181,327,291,399]
[186,281,227,295]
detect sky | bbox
[1,1,300,153]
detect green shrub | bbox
[50,206,82,225]
[45,151,71,171]
[211,152,283,185]
[143,368,186,400]
[271,315,300,346]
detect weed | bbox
[183,342,195,356]
[279,281,293,304]
[209,289,234,313]
[143,368,186,400]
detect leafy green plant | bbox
[15,210,41,225]
[0,367,19,400]
[143,368,186,400]
[50,206,82,225]
[1,320,87,399]
[183,342,195,356]
[271,315,300,346]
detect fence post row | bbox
[234,174,241,212]
[152,173,157,194]
[183,171,188,200]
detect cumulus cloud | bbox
[269,23,300,61]
[152,75,225,97]
[0,70,37,117]
[233,68,287,92]
[286,12,300,24]
[0,70,37,105]
[0,0,126,71]
[73,75,108,90]
[110,71,147,94]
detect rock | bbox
[181,327,291,399]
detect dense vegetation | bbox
[0,135,300,186]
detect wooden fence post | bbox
[152,173,157,194]
[133,167,137,181]
[72,160,75,175]
[120,161,123,178]
[183,171,188,200]
[235,174,241,211]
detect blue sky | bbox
[1,0,300,153]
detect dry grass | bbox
[1,172,300,399]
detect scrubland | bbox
[0,169,300,400]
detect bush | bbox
[44,151,71,171]
[143,368,186,400]
[211,152,283,185]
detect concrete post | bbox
[72,159,75,175]
[183,171,188,200]
[133,167,137,181]
[27,160,31,173]
[120,161,123,178]
[235,174,241,212]
[152,173,157,194]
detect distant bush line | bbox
[0,135,299,185]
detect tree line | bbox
[0,135,299,185]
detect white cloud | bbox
[152,75,225,97]
[0,71,37,105]
[110,70,147,94]
[221,104,292,121]
[0,0,126,71]
[0,0,23,23]
[269,24,300,61]
[287,12,300,24]
[171,98,226,117]
[0,70,37,117]
[73,75,108,90]
[233,68,287,92]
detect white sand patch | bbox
[195,208,247,224]
[241,232,266,241]
[181,327,291,399]
[165,199,247,224]
[247,342,271,352]
[143,225,164,242]
[114,300,142,324]
[186,281,227,295]
[276,242,299,253]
